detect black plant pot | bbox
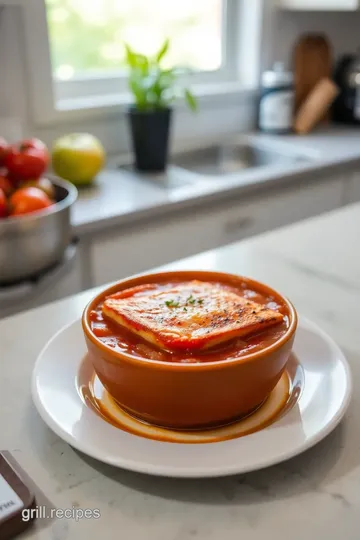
[128,107,172,172]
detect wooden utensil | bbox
[294,33,333,120]
[294,78,339,134]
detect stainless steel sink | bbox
[117,140,311,192]
[172,143,307,177]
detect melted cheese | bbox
[102,281,283,351]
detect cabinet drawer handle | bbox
[224,216,253,234]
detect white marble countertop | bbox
[1,202,360,539]
[72,126,360,236]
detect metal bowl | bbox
[0,177,78,284]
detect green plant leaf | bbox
[124,43,149,76]
[129,75,148,110]
[158,68,176,86]
[156,39,169,63]
[124,43,138,69]
[184,88,197,112]
[135,54,149,75]
[124,39,196,111]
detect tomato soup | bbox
[89,279,290,364]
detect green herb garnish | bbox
[166,295,203,309]
[165,299,180,308]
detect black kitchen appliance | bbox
[333,53,360,125]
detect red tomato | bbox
[0,174,13,196]
[0,137,9,166]
[21,138,47,150]
[6,171,24,190]
[5,138,49,181]
[9,186,52,216]
[0,188,7,217]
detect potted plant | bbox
[125,39,197,172]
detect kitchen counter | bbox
[1,202,360,540]
[72,126,360,236]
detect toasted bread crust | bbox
[102,281,283,351]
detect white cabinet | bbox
[278,0,359,9]
[344,171,360,204]
[91,177,343,287]
[36,252,83,306]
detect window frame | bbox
[54,0,237,102]
[19,0,263,126]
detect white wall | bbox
[263,4,360,70]
[0,7,28,135]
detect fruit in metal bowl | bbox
[23,177,55,200]
[0,137,57,219]
[5,138,49,180]
[0,188,7,217]
[9,187,53,216]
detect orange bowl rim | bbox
[82,270,298,372]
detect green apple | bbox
[52,133,105,186]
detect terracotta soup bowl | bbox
[82,271,298,429]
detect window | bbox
[20,0,261,124]
[42,0,240,103]
[47,0,224,79]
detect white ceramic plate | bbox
[32,316,352,478]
